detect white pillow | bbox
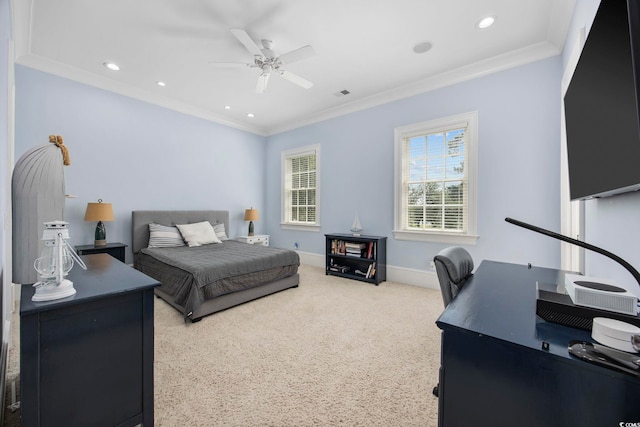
[213,223,229,241]
[176,221,222,247]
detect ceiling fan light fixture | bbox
[476,15,496,29]
[219,28,315,94]
[102,61,120,71]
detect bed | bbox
[132,210,299,322]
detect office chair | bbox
[432,246,474,397]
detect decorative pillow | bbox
[176,221,222,247]
[213,223,229,241]
[148,223,185,248]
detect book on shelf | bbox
[365,263,373,278]
[330,239,367,257]
[366,262,376,279]
[345,242,366,249]
[345,249,363,257]
[332,240,366,255]
[366,242,374,259]
[328,265,350,273]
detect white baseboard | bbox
[297,251,325,268]
[297,251,440,290]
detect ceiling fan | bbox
[212,28,315,94]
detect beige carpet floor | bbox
[4,264,443,426]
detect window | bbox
[282,144,320,231]
[393,112,478,244]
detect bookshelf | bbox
[325,233,387,285]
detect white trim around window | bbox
[393,111,479,245]
[560,28,585,274]
[281,144,321,231]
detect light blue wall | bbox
[8,0,640,294]
[14,54,565,274]
[266,56,563,272]
[14,65,267,263]
[563,0,640,290]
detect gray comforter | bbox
[137,240,299,317]
[141,240,298,286]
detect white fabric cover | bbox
[12,144,66,284]
[213,223,229,241]
[176,221,222,247]
[148,223,185,248]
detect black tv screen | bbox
[564,0,640,200]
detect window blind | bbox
[402,125,468,233]
[285,151,317,224]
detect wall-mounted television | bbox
[564,0,640,200]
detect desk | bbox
[20,254,159,427]
[436,260,640,427]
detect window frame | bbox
[393,111,479,244]
[281,144,321,232]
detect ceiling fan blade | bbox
[230,28,264,57]
[279,70,313,89]
[256,73,270,94]
[208,61,249,68]
[278,45,315,65]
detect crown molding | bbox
[265,41,561,136]
[12,0,569,139]
[14,54,269,136]
[15,39,559,139]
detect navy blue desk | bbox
[20,254,159,427]
[436,260,640,427]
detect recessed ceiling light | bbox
[156,81,166,87]
[103,61,120,71]
[477,16,496,29]
[224,105,231,110]
[247,113,255,118]
[413,41,433,54]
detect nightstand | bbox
[75,242,127,263]
[237,235,269,246]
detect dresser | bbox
[20,253,160,427]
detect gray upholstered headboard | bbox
[131,210,230,254]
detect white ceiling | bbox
[13,0,576,136]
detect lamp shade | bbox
[244,208,259,221]
[84,200,114,222]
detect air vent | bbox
[335,89,351,97]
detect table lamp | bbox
[84,199,114,246]
[244,208,259,236]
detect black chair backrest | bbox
[434,247,474,307]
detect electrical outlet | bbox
[429,261,436,271]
